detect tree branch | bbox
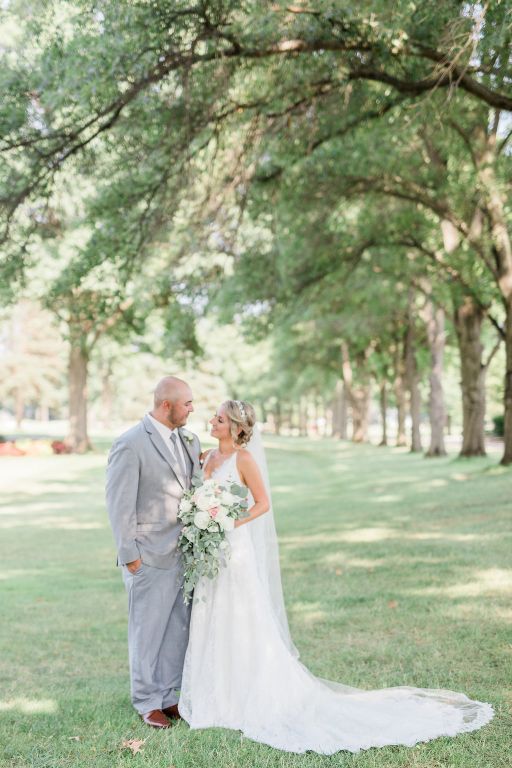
[483,334,503,369]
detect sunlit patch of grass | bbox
[409,568,512,598]
[0,436,510,767]
[0,699,58,714]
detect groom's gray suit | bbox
[106,415,201,714]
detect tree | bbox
[0,300,66,427]
[2,1,512,459]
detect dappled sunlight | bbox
[327,526,394,543]
[0,436,508,761]
[0,698,57,714]
[483,465,511,477]
[0,456,105,492]
[409,568,512,598]
[0,568,43,581]
[0,482,93,497]
[323,553,386,569]
[322,552,449,569]
[363,474,423,486]
[427,478,448,488]
[331,463,351,472]
[493,607,512,623]
[0,515,104,530]
[442,603,512,624]
[280,527,502,550]
[0,501,70,515]
[272,484,305,494]
[407,532,486,542]
[280,528,395,548]
[450,473,470,482]
[289,601,327,626]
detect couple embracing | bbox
[106,376,492,755]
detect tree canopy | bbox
[1,1,511,460]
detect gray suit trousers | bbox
[122,563,192,713]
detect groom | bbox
[106,376,201,728]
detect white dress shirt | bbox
[147,413,187,475]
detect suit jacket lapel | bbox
[143,415,185,489]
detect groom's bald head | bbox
[154,376,190,406]
[152,376,194,428]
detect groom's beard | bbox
[166,406,188,429]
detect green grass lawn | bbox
[0,437,510,768]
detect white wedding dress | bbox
[179,451,493,754]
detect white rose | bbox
[193,480,216,503]
[192,488,202,501]
[194,511,210,530]
[195,493,216,512]
[218,514,235,532]
[214,508,227,524]
[180,498,192,513]
[220,491,237,506]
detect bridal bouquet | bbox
[177,477,249,604]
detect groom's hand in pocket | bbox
[127,558,142,574]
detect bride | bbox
[178,400,493,754]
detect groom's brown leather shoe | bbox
[140,709,170,728]
[162,704,181,720]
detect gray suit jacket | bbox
[106,415,201,569]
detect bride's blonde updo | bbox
[223,400,256,447]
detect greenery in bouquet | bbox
[177,477,249,603]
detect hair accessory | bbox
[235,400,247,421]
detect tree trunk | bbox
[330,389,338,437]
[332,378,348,439]
[474,132,512,463]
[285,405,294,434]
[393,341,407,446]
[101,367,114,429]
[67,343,91,453]
[341,341,371,443]
[273,401,281,435]
[14,389,24,429]
[379,382,388,446]
[453,297,487,457]
[351,386,371,443]
[424,300,447,457]
[404,294,422,452]
[37,403,50,421]
[323,396,332,438]
[299,397,308,437]
[339,381,348,439]
[314,396,320,436]
[502,299,512,464]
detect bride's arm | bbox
[234,450,269,527]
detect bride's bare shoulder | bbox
[235,448,256,468]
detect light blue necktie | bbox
[170,432,187,478]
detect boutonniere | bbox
[180,428,194,444]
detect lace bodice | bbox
[208,451,240,483]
